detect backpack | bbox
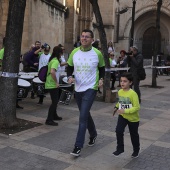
[137,67,146,81]
[38,65,48,82]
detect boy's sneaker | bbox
[112,150,124,157]
[88,136,97,146]
[70,147,81,157]
[131,151,139,158]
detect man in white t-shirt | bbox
[37,45,51,104]
[56,44,67,82]
[38,45,51,70]
[67,29,105,157]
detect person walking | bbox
[113,72,140,158]
[109,52,117,90]
[67,29,105,157]
[0,37,5,69]
[127,46,143,103]
[45,46,63,126]
[117,50,128,87]
[37,44,51,104]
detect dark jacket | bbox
[25,47,39,67]
[128,52,143,76]
[117,57,128,68]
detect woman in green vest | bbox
[45,46,63,126]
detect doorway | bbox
[142,27,161,59]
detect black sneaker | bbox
[16,104,24,109]
[112,150,124,157]
[37,102,43,105]
[45,120,58,126]
[70,146,81,157]
[88,136,97,146]
[54,115,62,121]
[131,151,139,158]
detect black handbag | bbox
[137,67,146,80]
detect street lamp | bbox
[130,0,137,47]
[118,0,137,47]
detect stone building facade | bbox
[0,0,93,54]
[0,0,67,53]
[1,0,170,59]
[92,0,170,59]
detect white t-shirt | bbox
[67,47,105,92]
[108,46,114,53]
[38,53,51,71]
[110,59,117,67]
[59,55,66,72]
[56,55,66,82]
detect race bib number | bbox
[119,103,132,110]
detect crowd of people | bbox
[0,29,155,159]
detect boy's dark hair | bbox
[81,29,94,38]
[121,72,133,82]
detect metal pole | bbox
[130,0,136,47]
[116,9,120,43]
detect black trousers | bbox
[115,115,140,152]
[110,71,116,89]
[46,88,59,121]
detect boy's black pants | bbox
[115,115,140,152]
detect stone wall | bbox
[0,0,8,48]
[93,0,116,44]
[0,0,66,54]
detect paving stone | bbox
[0,147,70,170]
[24,126,114,158]
[140,108,161,120]
[158,130,170,143]
[147,93,170,102]
[140,99,170,110]
[124,145,170,170]
[1,69,170,170]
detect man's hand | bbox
[56,82,59,88]
[113,108,118,116]
[98,79,103,87]
[67,77,74,84]
[34,63,38,66]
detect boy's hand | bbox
[117,109,125,115]
[113,108,118,116]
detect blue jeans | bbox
[75,89,97,148]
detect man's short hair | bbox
[81,29,94,38]
[35,41,41,45]
[132,46,138,51]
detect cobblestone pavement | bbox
[0,69,170,170]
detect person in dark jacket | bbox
[24,47,39,72]
[117,50,128,87]
[127,46,143,103]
